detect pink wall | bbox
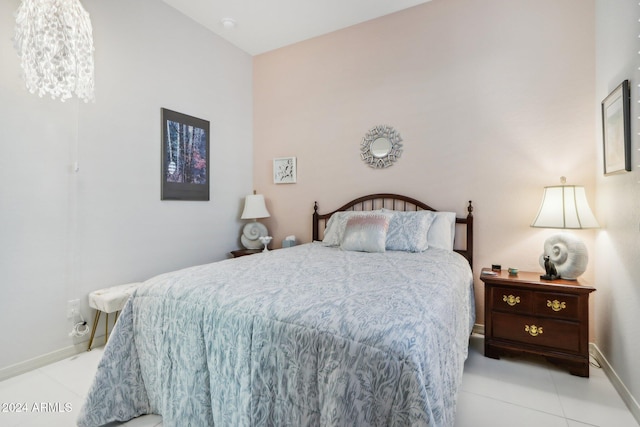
[253,0,595,324]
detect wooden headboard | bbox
[312,193,474,267]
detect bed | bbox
[78,194,475,427]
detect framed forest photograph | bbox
[161,108,210,200]
[601,80,631,175]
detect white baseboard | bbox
[590,343,640,425]
[472,323,485,336]
[0,336,105,382]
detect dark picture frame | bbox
[161,108,210,200]
[601,80,631,175]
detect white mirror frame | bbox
[360,125,403,168]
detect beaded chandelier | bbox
[14,0,95,102]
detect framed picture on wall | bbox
[161,108,210,200]
[601,80,631,176]
[273,157,297,184]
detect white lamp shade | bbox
[241,194,270,220]
[531,185,599,229]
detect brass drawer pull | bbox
[547,299,567,312]
[503,294,520,306]
[525,324,543,337]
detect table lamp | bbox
[240,192,270,250]
[530,177,599,280]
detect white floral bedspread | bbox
[78,242,474,427]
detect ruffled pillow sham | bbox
[385,210,436,252]
[382,209,457,251]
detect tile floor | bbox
[0,334,637,427]
[456,336,638,427]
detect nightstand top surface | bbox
[230,249,263,257]
[480,268,595,292]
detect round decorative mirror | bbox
[361,125,403,168]
[370,138,392,158]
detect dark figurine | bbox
[541,255,560,280]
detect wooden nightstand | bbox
[481,268,595,377]
[230,249,262,258]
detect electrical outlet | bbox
[67,299,80,319]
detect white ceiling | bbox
[162,0,433,56]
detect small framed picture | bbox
[273,157,297,184]
[601,80,631,176]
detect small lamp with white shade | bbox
[240,192,271,251]
[530,177,599,280]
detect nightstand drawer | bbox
[533,292,579,319]
[492,287,532,313]
[492,312,581,353]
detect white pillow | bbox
[340,214,390,253]
[385,210,436,252]
[322,210,384,246]
[428,211,456,251]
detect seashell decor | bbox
[538,232,588,280]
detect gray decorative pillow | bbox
[382,208,457,251]
[340,214,390,253]
[386,210,436,252]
